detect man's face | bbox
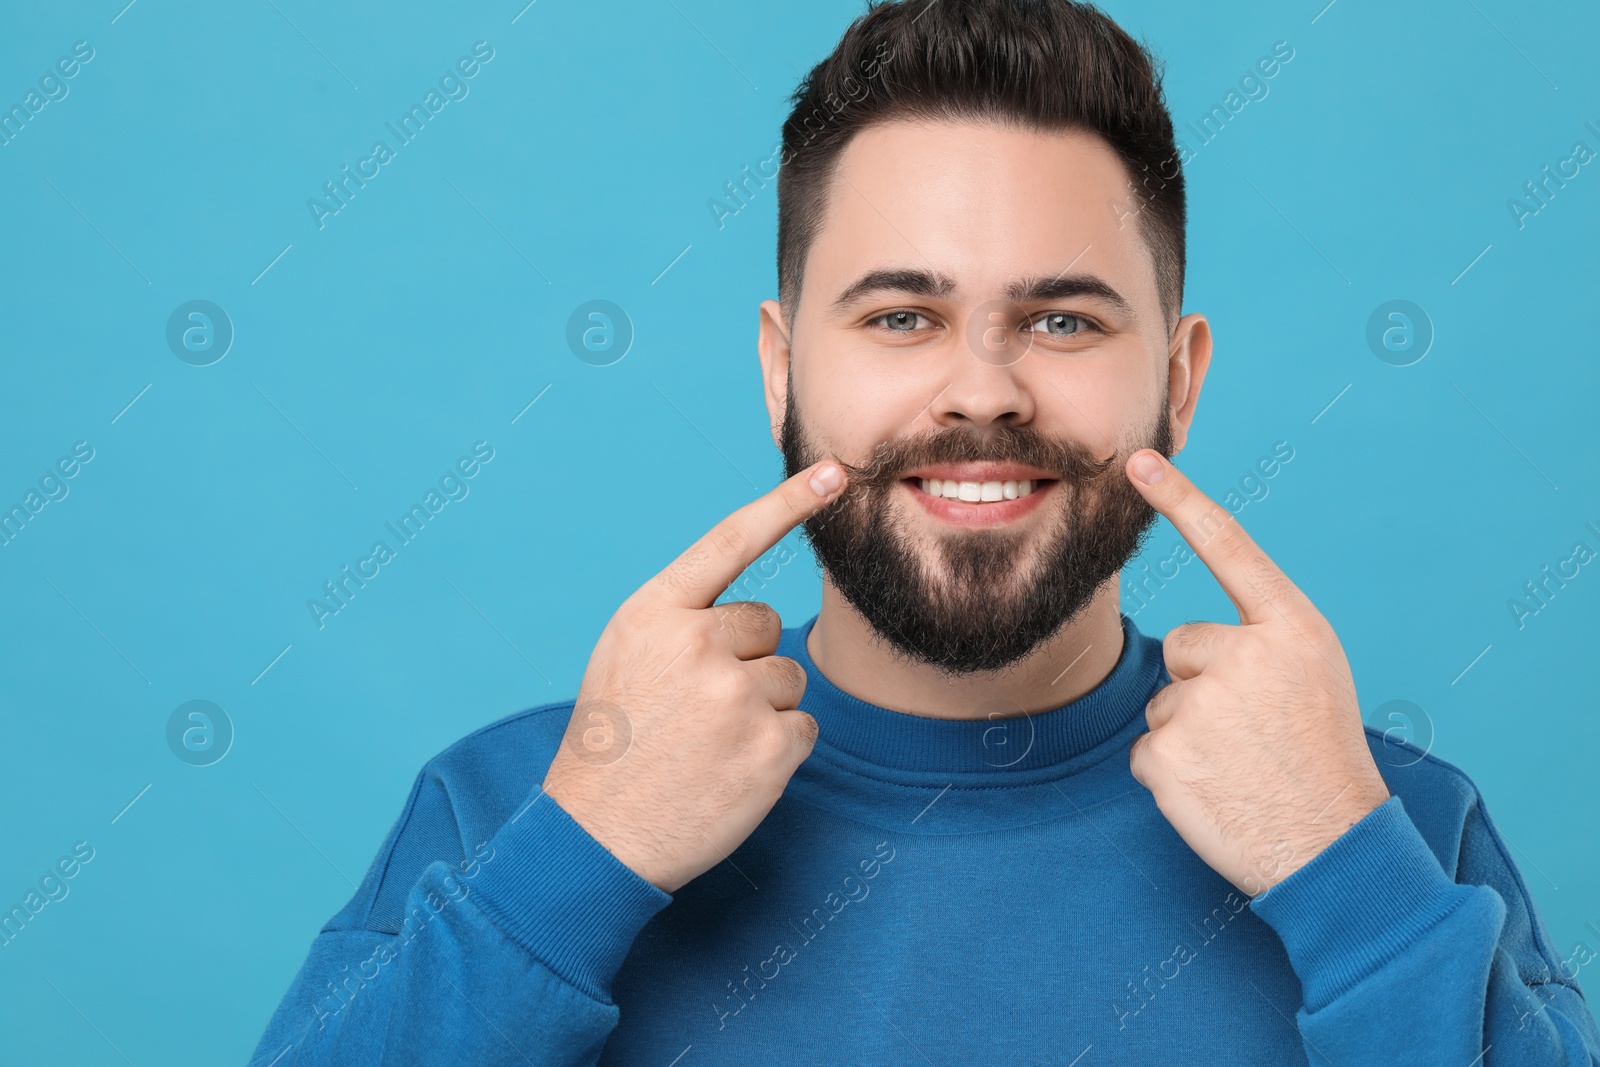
[765,118,1198,676]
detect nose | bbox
[927,316,1036,428]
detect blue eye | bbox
[875,311,926,331]
[1029,312,1087,336]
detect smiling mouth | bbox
[907,477,1057,503]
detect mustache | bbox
[830,424,1122,495]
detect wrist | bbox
[541,775,676,892]
[472,787,673,1003]
[1248,795,1482,1012]
[1250,781,1391,895]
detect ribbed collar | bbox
[777,612,1164,777]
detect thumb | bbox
[775,708,820,760]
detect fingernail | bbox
[1131,452,1166,486]
[809,463,844,497]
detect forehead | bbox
[802,117,1161,318]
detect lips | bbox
[900,473,1058,527]
[911,476,1050,503]
[902,462,1059,484]
[900,460,1059,507]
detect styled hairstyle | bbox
[776,0,1185,327]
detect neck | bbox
[805,580,1126,719]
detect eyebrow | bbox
[829,268,957,314]
[1005,274,1135,317]
[828,267,1135,319]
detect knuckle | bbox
[1177,673,1213,708]
[1183,502,1233,548]
[1243,555,1288,601]
[778,482,816,525]
[1298,610,1337,648]
[681,620,718,657]
[1314,624,1344,660]
[612,595,656,633]
[705,523,751,567]
[709,601,744,634]
[757,720,796,761]
[613,590,642,621]
[769,655,807,693]
[1236,631,1273,666]
[706,667,754,705]
[1216,533,1256,574]
[1140,727,1172,764]
[717,600,779,636]
[1130,732,1157,782]
[789,711,819,748]
[655,562,698,602]
[1150,683,1187,725]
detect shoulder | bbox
[326,699,577,934]
[1360,725,1575,984]
[421,698,579,836]
[412,700,582,857]
[1361,724,1479,862]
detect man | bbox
[252,1,1600,1063]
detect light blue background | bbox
[1,0,1596,1061]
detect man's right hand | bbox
[541,461,848,893]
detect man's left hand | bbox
[1124,448,1391,897]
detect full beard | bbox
[781,388,1172,676]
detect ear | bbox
[757,298,793,449]
[1164,312,1212,457]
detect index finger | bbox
[643,461,848,609]
[1124,449,1308,627]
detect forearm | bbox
[252,794,671,1066]
[1252,797,1600,1066]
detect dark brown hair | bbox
[777,0,1185,326]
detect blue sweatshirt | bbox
[251,613,1600,1065]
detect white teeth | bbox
[918,478,1041,502]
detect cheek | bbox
[1030,357,1151,445]
[794,355,939,458]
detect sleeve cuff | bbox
[469,789,672,1004]
[1249,794,1475,1012]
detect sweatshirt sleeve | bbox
[1249,792,1600,1066]
[247,770,672,1066]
